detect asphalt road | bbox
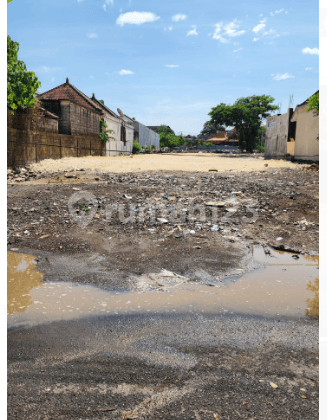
[8,310,318,420]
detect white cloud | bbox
[302,47,319,55]
[105,72,110,76]
[119,69,134,75]
[102,4,106,11]
[272,73,295,81]
[213,20,245,43]
[305,67,313,71]
[116,12,160,26]
[77,0,83,2]
[87,33,98,38]
[253,28,280,42]
[35,66,62,74]
[51,77,55,82]
[233,48,243,52]
[171,14,187,22]
[224,20,246,37]
[252,23,266,33]
[105,0,113,3]
[187,25,198,36]
[164,26,173,31]
[165,64,179,68]
[270,9,284,16]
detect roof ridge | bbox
[296,90,319,108]
[90,95,120,119]
[38,79,102,113]
[37,81,67,98]
[68,83,102,112]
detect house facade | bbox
[290,95,319,162]
[265,108,293,159]
[38,78,103,136]
[90,95,133,156]
[265,91,319,162]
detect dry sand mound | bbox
[31,154,300,174]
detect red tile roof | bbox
[38,79,102,113]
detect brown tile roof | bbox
[38,78,102,113]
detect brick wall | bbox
[40,100,101,135]
[7,108,58,133]
[70,102,100,135]
[8,128,105,167]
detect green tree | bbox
[7,35,41,112]
[199,121,225,137]
[157,125,175,136]
[306,92,319,116]
[159,133,185,148]
[209,95,278,152]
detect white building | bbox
[90,94,133,156]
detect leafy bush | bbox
[99,119,114,142]
[132,140,142,154]
[306,92,319,115]
[205,142,215,147]
[159,132,185,148]
[7,35,41,112]
[151,145,156,150]
[254,143,265,152]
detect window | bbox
[268,122,275,127]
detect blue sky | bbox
[7,0,319,135]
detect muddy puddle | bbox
[7,247,318,328]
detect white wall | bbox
[103,113,133,155]
[291,106,319,161]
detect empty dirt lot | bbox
[8,155,319,420]
[29,153,299,174]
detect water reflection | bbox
[7,252,44,314]
[7,247,319,328]
[305,278,319,319]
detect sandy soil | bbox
[30,154,300,174]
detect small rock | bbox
[206,201,225,207]
[157,218,169,224]
[64,173,77,179]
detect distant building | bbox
[125,117,160,149]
